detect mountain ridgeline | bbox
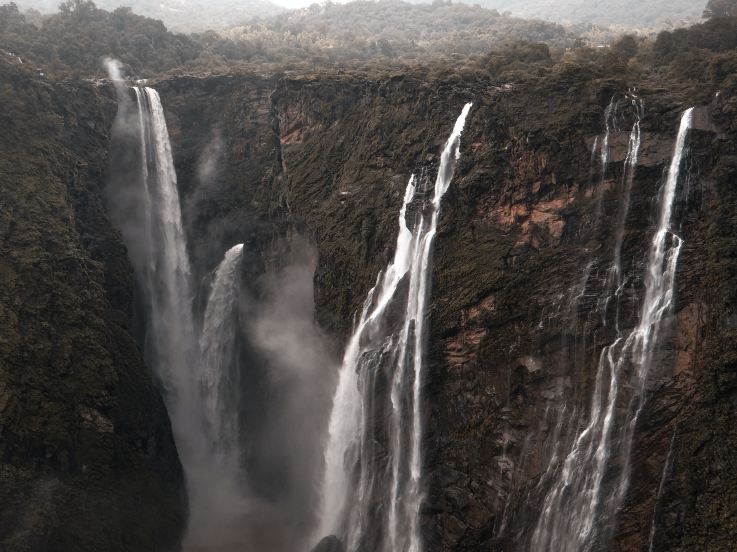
[1,2,737,552]
[469,0,702,27]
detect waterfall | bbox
[200,243,245,468]
[131,86,199,434]
[530,107,693,552]
[318,103,473,552]
[599,95,644,328]
[110,80,251,545]
[600,97,615,172]
[648,428,677,552]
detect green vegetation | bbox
[1,0,736,84]
[0,1,200,75]
[0,0,587,76]
[217,1,581,63]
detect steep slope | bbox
[0,58,187,551]
[2,20,737,552]
[155,51,737,551]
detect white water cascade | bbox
[530,107,694,552]
[131,86,200,436]
[599,94,644,328]
[113,82,250,545]
[200,243,245,471]
[318,103,473,552]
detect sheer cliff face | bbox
[0,59,186,551]
[157,67,737,551]
[3,51,737,552]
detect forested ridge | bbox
[468,0,702,28]
[11,0,284,31]
[0,0,584,75]
[3,0,737,83]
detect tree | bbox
[0,3,25,33]
[612,34,638,60]
[703,0,737,18]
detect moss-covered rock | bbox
[0,58,186,552]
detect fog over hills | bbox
[471,0,702,27]
[12,0,285,31]
[12,0,706,30]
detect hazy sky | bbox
[271,0,318,8]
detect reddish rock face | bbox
[153,63,737,552]
[4,39,737,551]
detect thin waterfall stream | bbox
[530,107,694,552]
[319,103,473,552]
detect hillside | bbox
[470,0,702,28]
[12,0,284,31]
[0,0,591,75]
[220,1,587,63]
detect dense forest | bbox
[3,0,737,80]
[0,0,734,83]
[217,1,586,64]
[11,0,284,31]
[0,1,200,75]
[0,0,585,75]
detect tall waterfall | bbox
[131,86,199,436]
[531,107,694,552]
[200,243,245,471]
[318,103,473,552]
[110,80,251,546]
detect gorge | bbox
[2,3,737,552]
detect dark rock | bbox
[4,31,737,552]
[0,57,186,552]
[310,535,344,552]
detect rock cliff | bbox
[156,61,737,551]
[0,57,186,551]
[2,37,737,552]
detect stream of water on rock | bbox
[111,80,252,547]
[198,243,246,500]
[131,86,201,443]
[530,107,694,552]
[318,103,472,552]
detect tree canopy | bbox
[703,0,737,18]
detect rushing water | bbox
[530,107,694,552]
[648,427,677,552]
[200,244,245,471]
[318,103,473,552]
[109,80,252,546]
[130,86,200,436]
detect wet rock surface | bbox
[3,44,737,552]
[311,535,345,552]
[0,59,187,550]
[157,65,737,551]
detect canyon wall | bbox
[157,63,737,550]
[2,45,737,551]
[0,58,187,550]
